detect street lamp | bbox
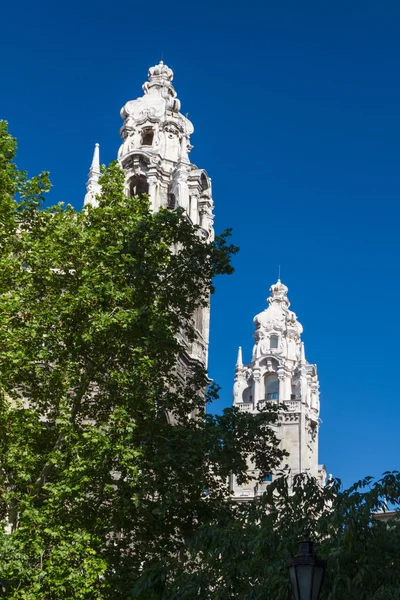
[287,532,326,600]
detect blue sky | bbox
[2,0,400,488]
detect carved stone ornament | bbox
[164,122,181,137]
[253,368,261,382]
[279,413,300,424]
[277,368,286,382]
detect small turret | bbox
[84,143,101,207]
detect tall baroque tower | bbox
[84,61,214,370]
[231,279,326,500]
[117,61,214,236]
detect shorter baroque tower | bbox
[231,280,326,500]
[84,61,214,372]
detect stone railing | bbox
[257,399,301,412]
[237,403,252,412]
[285,400,301,411]
[238,399,303,413]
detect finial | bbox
[278,264,281,282]
[236,346,243,368]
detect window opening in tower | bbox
[141,128,154,146]
[270,334,279,349]
[130,175,149,197]
[265,374,279,400]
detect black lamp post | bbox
[287,532,326,600]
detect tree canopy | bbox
[0,122,285,598]
[0,121,399,599]
[184,472,400,600]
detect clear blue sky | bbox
[2,0,400,488]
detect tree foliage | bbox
[0,121,399,599]
[0,122,284,598]
[178,472,400,600]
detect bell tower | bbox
[231,280,326,500]
[84,62,214,370]
[117,61,214,240]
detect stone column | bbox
[147,175,158,212]
[180,135,189,161]
[198,196,214,240]
[277,368,290,402]
[189,192,199,224]
[175,164,189,213]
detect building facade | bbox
[84,61,214,371]
[231,279,326,500]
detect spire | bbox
[91,142,100,170]
[236,346,243,369]
[84,143,101,207]
[300,342,306,365]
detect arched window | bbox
[130,176,149,197]
[200,172,209,191]
[265,374,279,400]
[270,335,279,349]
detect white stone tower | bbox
[231,279,326,500]
[84,61,214,370]
[117,61,214,237]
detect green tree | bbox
[0,122,285,599]
[176,471,400,600]
[1,122,399,600]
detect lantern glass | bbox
[288,565,300,600]
[311,564,325,600]
[297,564,313,599]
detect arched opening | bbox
[130,176,149,197]
[200,172,209,191]
[265,374,279,400]
[242,387,253,403]
[167,193,176,209]
[270,334,279,349]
